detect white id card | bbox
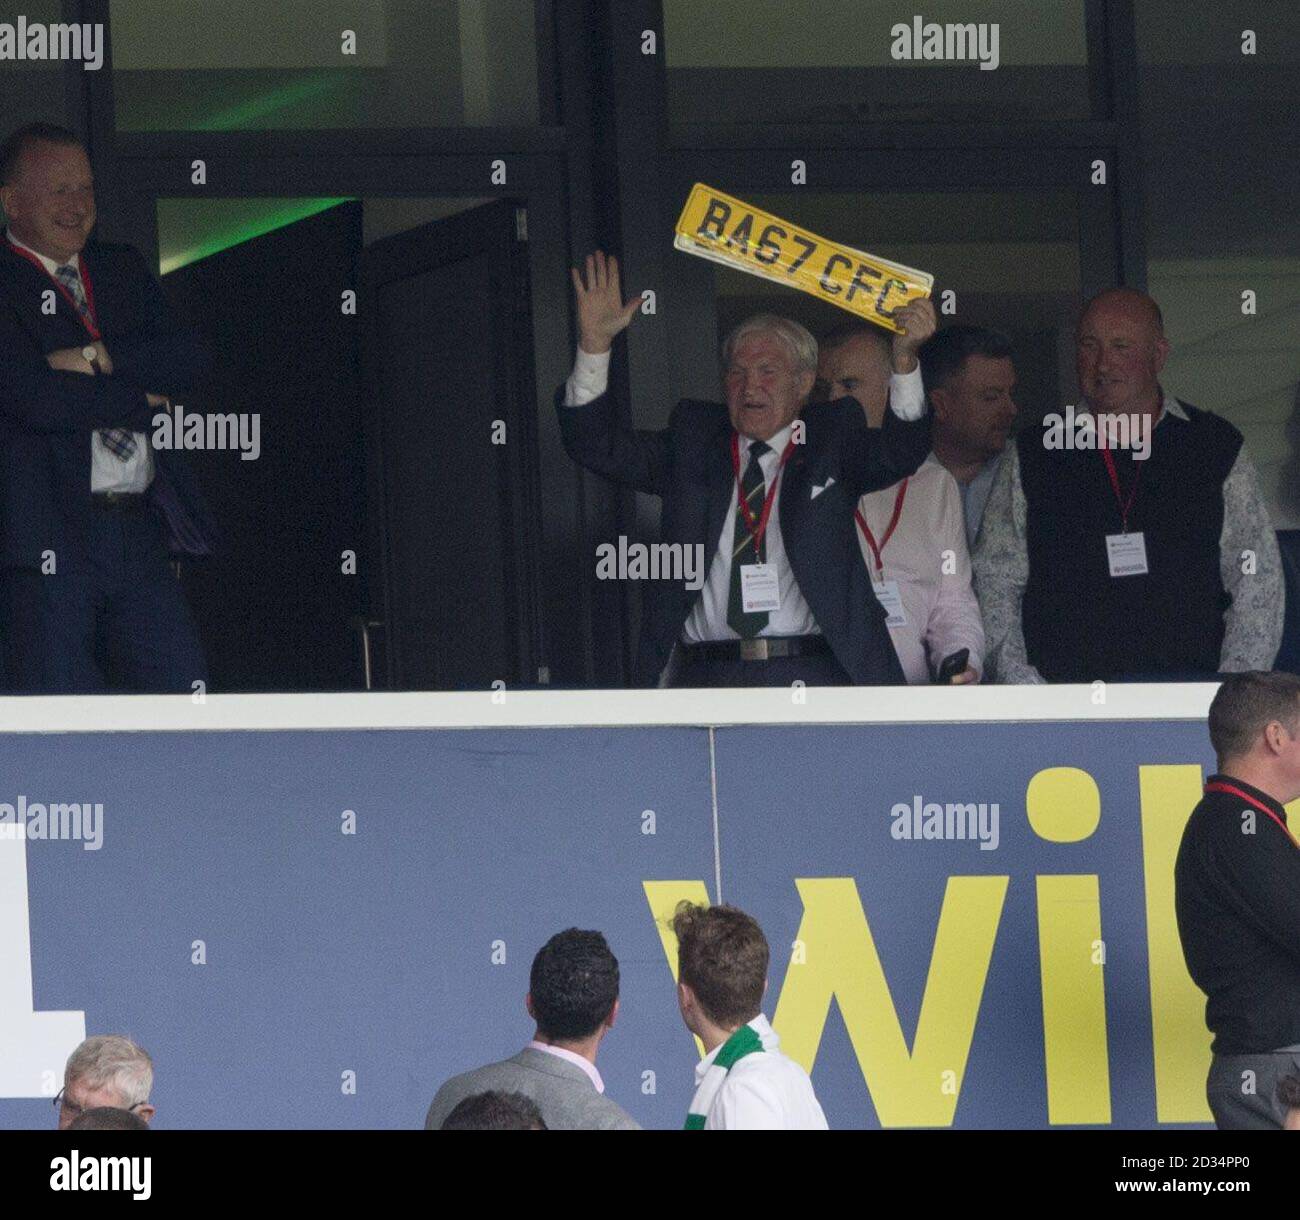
[1106,531,1149,578]
[872,579,908,627]
[740,563,781,613]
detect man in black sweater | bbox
[1175,671,1300,1129]
[974,288,1282,683]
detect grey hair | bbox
[64,1035,153,1108]
[721,313,818,375]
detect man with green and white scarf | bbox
[673,901,828,1130]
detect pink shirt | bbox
[855,454,985,684]
[526,1041,604,1093]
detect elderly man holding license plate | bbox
[557,251,935,689]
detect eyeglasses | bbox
[53,1087,146,1120]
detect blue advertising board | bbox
[0,687,1240,1129]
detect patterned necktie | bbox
[727,439,770,638]
[55,263,137,461]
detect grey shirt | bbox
[957,448,1006,551]
[424,1047,641,1130]
[973,394,1284,683]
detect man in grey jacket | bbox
[424,928,640,1131]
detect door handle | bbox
[352,617,383,690]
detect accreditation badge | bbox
[740,563,781,613]
[872,579,908,627]
[1105,531,1149,577]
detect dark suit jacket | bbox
[0,237,215,568]
[558,387,932,685]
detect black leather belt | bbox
[680,635,832,663]
[91,491,148,512]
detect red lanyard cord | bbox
[5,238,100,339]
[731,432,795,556]
[1098,429,1142,533]
[854,478,909,577]
[1204,781,1298,848]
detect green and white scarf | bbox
[685,1023,765,1129]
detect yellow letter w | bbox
[774,876,1008,1127]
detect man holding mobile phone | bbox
[816,322,983,684]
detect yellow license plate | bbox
[674,184,933,334]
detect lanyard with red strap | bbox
[1098,428,1141,533]
[731,432,795,556]
[1204,780,1298,848]
[854,478,909,578]
[4,238,100,339]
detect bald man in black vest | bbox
[974,288,1282,684]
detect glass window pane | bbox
[109,0,539,131]
[0,0,76,134]
[155,196,495,274]
[1137,2,1300,527]
[664,0,1090,124]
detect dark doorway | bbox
[163,201,366,692]
[363,199,543,690]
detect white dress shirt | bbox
[564,347,926,643]
[684,419,818,641]
[855,453,985,683]
[7,228,153,494]
[695,1014,828,1130]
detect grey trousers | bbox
[1206,1050,1300,1130]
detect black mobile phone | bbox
[935,647,970,685]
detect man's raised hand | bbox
[890,297,937,374]
[571,250,641,355]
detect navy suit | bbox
[558,387,931,686]
[0,238,215,692]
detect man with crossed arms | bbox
[0,123,211,692]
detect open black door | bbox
[163,202,365,691]
[363,200,543,690]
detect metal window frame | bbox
[601,0,1147,408]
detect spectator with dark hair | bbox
[672,901,827,1130]
[424,928,639,1130]
[974,288,1282,683]
[67,1106,150,1131]
[1278,1075,1300,1131]
[440,1091,547,1130]
[918,324,1017,547]
[818,322,983,684]
[1175,671,1300,1129]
